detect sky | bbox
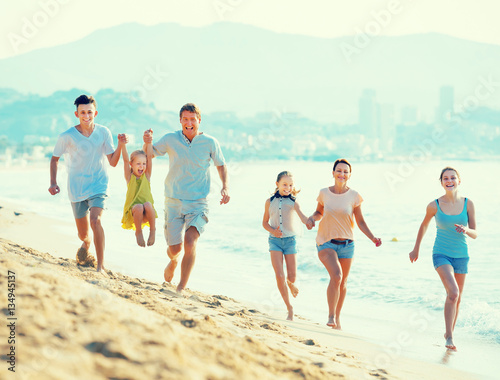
[1,0,500,60]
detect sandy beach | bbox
[0,200,479,379]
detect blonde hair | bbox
[129,150,147,173]
[274,171,301,196]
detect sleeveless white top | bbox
[269,192,297,238]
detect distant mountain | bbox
[0,88,178,145]
[1,23,500,122]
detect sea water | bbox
[2,159,500,378]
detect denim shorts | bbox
[71,194,107,219]
[432,254,469,274]
[268,236,297,255]
[316,239,355,259]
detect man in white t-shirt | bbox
[49,95,127,273]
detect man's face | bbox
[180,111,200,141]
[75,103,97,127]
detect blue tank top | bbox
[432,198,468,258]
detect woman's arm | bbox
[455,199,477,239]
[353,205,381,246]
[409,201,437,262]
[307,202,324,229]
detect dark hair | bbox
[333,158,352,172]
[274,171,300,196]
[439,167,460,181]
[74,94,97,110]
[179,103,201,119]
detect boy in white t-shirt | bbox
[49,94,127,273]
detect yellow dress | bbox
[121,173,157,230]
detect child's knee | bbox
[132,204,144,214]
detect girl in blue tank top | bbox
[409,167,477,351]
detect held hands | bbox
[306,216,315,230]
[454,224,467,234]
[272,226,283,238]
[143,129,153,144]
[117,133,129,145]
[373,237,382,247]
[48,184,60,195]
[220,187,230,205]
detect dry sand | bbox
[0,201,478,379]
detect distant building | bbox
[401,106,419,125]
[358,89,379,138]
[436,86,454,124]
[379,104,395,152]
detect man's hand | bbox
[48,184,60,195]
[220,187,230,205]
[118,133,129,145]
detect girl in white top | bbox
[262,171,309,321]
[307,159,381,329]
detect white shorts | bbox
[164,198,209,246]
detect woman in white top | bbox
[307,159,381,329]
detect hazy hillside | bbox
[1,23,500,122]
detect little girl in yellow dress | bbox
[121,139,157,247]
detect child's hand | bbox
[306,216,315,230]
[272,226,283,238]
[118,134,129,144]
[143,129,153,144]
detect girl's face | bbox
[276,175,294,196]
[441,170,460,192]
[131,155,147,177]
[333,163,351,183]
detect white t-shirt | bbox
[53,124,115,202]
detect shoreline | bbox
[0,199,481,379]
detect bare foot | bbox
[164,260,178,282]
[445,335,457,350]
[176,285,186,297]
[326,316,336,328]
[136,230,146,247]
[147,228,156,246]
[97,269,109,277]
[96,265,109,277]
[287,307,294,321]
[76,246,88,264]
[287,279,299,298]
